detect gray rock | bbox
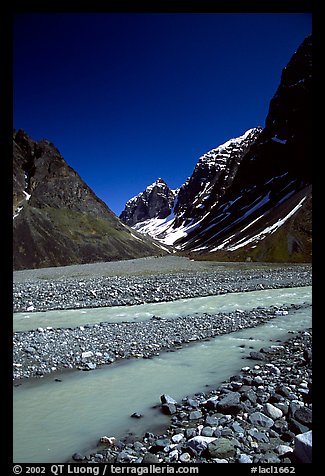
[288,418,309,435]
[142,452,160,463]
[238,454,253,463]
[189,410,203,420]
[249,351,265,361]
[205,415,219,426]
[179,452,191,462]
[294,407,312,428]
[187,436,216,454]
[276,445,293,456]
[263,403,283,420]
[72,453,84,461]
[161,403,177,415]
[294,430,312,463]
[207,438,237,458]
[160,394,177,405]
[201,427,214,437]
[249,412,274,428]
[217,391,242,415]
[248,428,269,443]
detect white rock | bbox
[179,453,191,463]
[171,434,184,444]
[169,449,179,461]
[276,445,293,455]
[26,305,35,311]
[264,403,283,420]
[81,351,94,359]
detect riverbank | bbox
[80,329,312,464]
[13,258,311,312]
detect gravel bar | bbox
[13,303,310,380]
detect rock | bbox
[205,396,218,410]
[72,453,84,461]
[99,436,116,446]
[189,410,203,420]
[130,412,142,419]
[161,403,177,415]
[185,428,197,439]
[294,430,312,463]
[249,412,274,428]
[253,376,264,385]
[84,362,96,370]
[81,351,93,359]
[217,392,243,415]
[151,438,171,452]
[169,449,179,461]
[142,452,160,463]
[205,415,219,426]
[248,428,269,443]
[171,434,184,444]
[160,394,177,405]
[179,453,191,462]
[249,351,265,361]
[201,427,214,437]
[276,445,293,455]
[207,438,237,458]
[288,418,309,435]
[294,407,312,428]
[187,436,216,454]
[238,454,253,463]
[263,403,283,420]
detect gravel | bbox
[13,258,312,313]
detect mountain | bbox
[13,130,166,270]
[120,35,312,262]
[120,178,178,226]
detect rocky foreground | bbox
[78,330,312,464]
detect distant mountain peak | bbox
[120,177,177,227]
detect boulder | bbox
[207,438,237,458]
[294,430,312,463]
[264,403,283,420]
[249,412,274,428]
[217,392,243,415]
[160,394,177,405]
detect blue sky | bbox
[13,13,312,215]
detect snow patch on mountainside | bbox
[211,195,307,252]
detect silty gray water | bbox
[13,286,311,463]
[13,286,311,332]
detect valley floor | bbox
[13,257,312,464]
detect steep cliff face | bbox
[13,130,165,270]
[173,127,263,227]
[120,178,177,226]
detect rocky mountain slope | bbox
[120,35,312,262]
[120,178,177,227]
[13,130,166,270]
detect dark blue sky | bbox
[13,13,312,215]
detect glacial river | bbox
[13,286,311,332]
[13,286,312,463]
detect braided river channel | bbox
[13,286,312,463]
